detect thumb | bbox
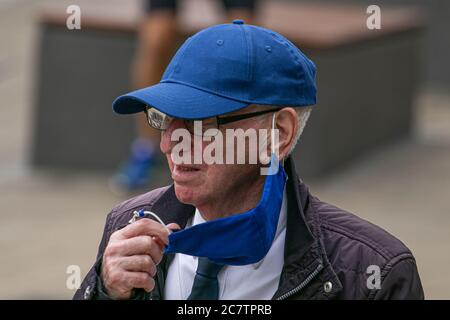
[166,223,181,232]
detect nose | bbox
[160,119,189,155]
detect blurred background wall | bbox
[300,0,450,88]
[0,0,449,299]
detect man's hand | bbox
[101,218,180,300]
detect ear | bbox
[275,107,298,160]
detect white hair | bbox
[287,107,312,156]
[255,105,312,156]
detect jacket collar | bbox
[272,156,342,299]
[149,156,342,300]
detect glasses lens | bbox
[146,107,171,130]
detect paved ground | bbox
[1,0,449,299]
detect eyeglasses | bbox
[144,106,282,136]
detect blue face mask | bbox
[165,113,287,265]
[165,154,286,265]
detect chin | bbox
[174,183,199,205]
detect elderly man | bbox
[74,21,423,300]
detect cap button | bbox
[232,19,245,25]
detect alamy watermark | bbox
[367,5,381,30]
[169,121,280,175]
[66,5,81,30]
[366,265,381,290]
[66,264,81,290]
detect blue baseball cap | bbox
[112,20,317,119]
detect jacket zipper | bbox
[276,263,324,300]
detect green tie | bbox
[188,257,224,300]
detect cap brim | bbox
[112,82,249,119]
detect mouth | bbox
[172,164,202,183]
[177,165,201,172]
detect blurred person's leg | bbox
[112,0,178,193]
[133,4,178,141]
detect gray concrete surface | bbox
[1,0,449,299]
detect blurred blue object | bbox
[110,138,156,192]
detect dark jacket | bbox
[74,157,424,300]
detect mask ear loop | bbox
[267,113,279,175]
[129,209,172,234]
[272,112,286,166]
[260,111,280,175]
[271,112,276,155]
